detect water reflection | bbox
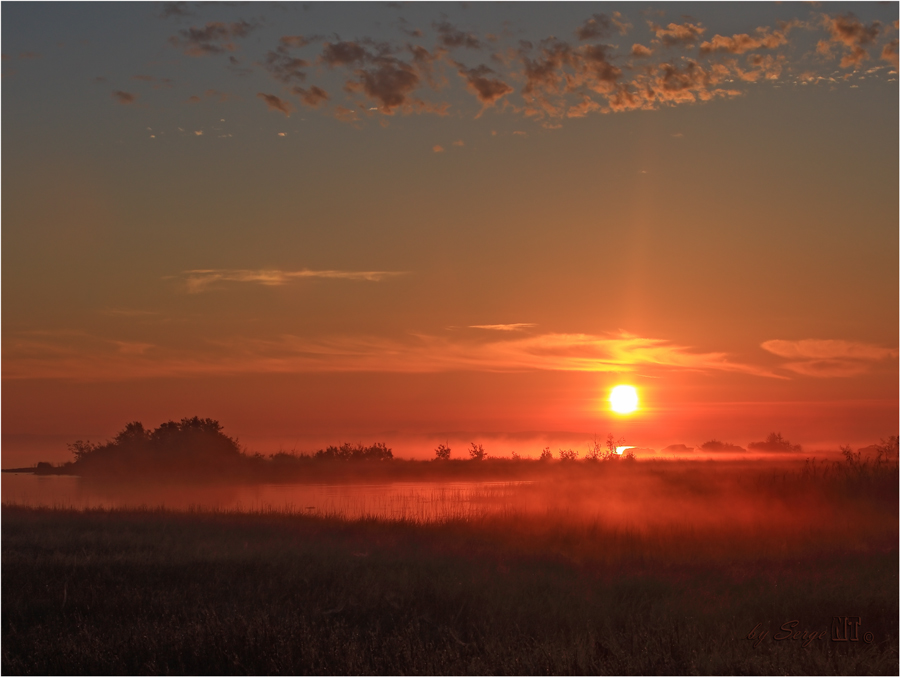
[1,474,531,522]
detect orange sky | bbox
[2,2,897,464]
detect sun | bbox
[609,385,639,414]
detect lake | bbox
[1,473,534,522]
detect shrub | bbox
[585,436,602,462]
[748,432,801,453]
[700,439,745,452]
[314,443,393,461]
[434,443,451,461]
[558,449,579,462]
[539,447,553,461]
[468,443,486,461]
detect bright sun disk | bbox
[610,385,639,414]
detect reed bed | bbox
[2,458,897,675]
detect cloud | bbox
[761,339,897,361]
[263,47,309,84]
[632,60,742,108]
[407,44,442,85]
[882,39,898,67]
[319,41,439,114]
[320,41,369,67]
[333,105,359,123]
[762,338,898,378]
[149,8,892,129]
[565,95,601,118]
[4,330,786,382]
[238,332,780,376]
[159,2,194,19]
[112,90,137,105]
[100,308,160,318]
[433,20,481,50]
[699,27,790,55]
[649,21,706,47]
[779,360,873,378]
[518,41,622,121]
[349,57,420,112]
[169,21,257,57]
[398,17,424,39]
[469,324,536,331]
[280,35,319,49]
[131,74,174,89]
[817,13,881,68]
[432,145,444,153]
[575,13,630,41]
[631,43,653,58]
[456,63,513,106]
[292,85,329,108]
[257,92,294,117]
[178,268,408,293]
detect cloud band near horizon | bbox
[4,330,794,382]
[177,268,408,293]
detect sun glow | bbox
[609,385,639,414]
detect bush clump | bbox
[68,417,243,476]
[314,442,393,461]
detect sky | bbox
[2,1,898,464]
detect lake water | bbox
[1,473,533,522]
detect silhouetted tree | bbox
[434,443,451,461]
[585,435,603,462]
[700,439,745,452]
[875,435,899,462]
[604,433,626,460]
[468,443,485,461]
[748,432,801,453]
[539,447,553,461]
[68,417,243,476]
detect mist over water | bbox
[2,474,533,521]
[5,459,895,550]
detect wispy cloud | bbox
[99,308,160,318]
[177,268,408,293]
[762,338,898,377]
[256,92,294,116]
[4,330,784,382]
[469,324,536,332]
[112,90,137,105]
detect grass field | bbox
[2,458,897,675]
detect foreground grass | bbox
[3,501,897,675]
